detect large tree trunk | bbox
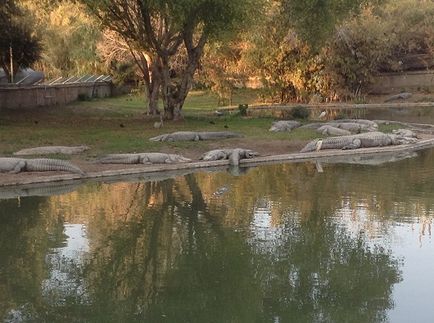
[147,80,160,115]
[161,64,185,121]
[135,52,161,115]
[161,36,206,120]
[146,61,161,116]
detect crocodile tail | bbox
[26,158,85,175]
[178,156,192,162]
[97,154,140,164]
[149,134,167,142]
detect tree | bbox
[82,0,259,119]
[21,0,102,79]
[243,1,321,103]
[321,0,434,99]
[282,0,383,48]
[41,2,102,77]
[0,0,41,82]
[198,40,249,106]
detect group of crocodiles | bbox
[270,119,379,134]
[0,123,426,176]
[300,131,418,152]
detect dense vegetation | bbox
[3,0,434,117]
[0,0,41,81]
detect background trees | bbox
[81,0,259,119]
[21,0,102,79]
[322,0,434,99]
[0,0,41,82]
[282,0,384,48]
[3,0,434,108]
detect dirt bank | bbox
[2,137,434,188]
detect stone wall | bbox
[369,70,434,94]
[0,82,112,110]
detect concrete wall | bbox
[0,82,112,110]
[370,70,434,94]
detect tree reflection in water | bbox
[9,150,434,321]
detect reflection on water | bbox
[42,224,89,306]
[2,150,434,321]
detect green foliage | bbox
[0,0,41,80]
[36,1,102,77]
[242,0,434,103]
[109,61,138,86]
[322,0,434,98]
[282,0,383,48]
[198,40,249,105]
[244,2,325,103]
[290,105,309,120]
[81,0,263,119]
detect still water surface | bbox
[2,150,434,322]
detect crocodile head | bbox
[244,149,259,158]
[300,139,320,153]
[391,134,418,145]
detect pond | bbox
[1,150,434,322]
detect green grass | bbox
[71,88,262,117]
[378,124,403,133]
[0,88,400,158]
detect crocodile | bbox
[300,132,418,152]
[317,125,351,136]
[329,119,378,128]
[301,119,378,133]
[14,145,90,156]
[149,131,243,142]
[269,120,301,132]
[97,153,191,164]
[330,122,377,133]
[0,158,85,175]
[392,128,418,138]
[200,148,259,166]
[385,92,412,102]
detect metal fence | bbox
[0,74,113,110]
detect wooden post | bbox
[9,44,14,83]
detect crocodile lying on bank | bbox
[330,122,377,133]
[300,132,418,152]
[0,158,85,175]
[317,125,352,136]
[269,120,301,132]
[392,128,418,138]
[385,92,412,102]
[302,119,378,133]
[200,148,259,166]
[97,153,191,164]
[150,131,243,142]
[14,145,90,156]
[329,119,378,127]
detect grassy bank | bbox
[0,90,319,158]
[0,89,406,159]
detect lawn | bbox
[0,88,400,158]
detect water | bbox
[2,150,434,322]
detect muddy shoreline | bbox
[1,138,433,194]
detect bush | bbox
[322,1,434,99]
[290,105,309,119]
[238,104,248,116]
